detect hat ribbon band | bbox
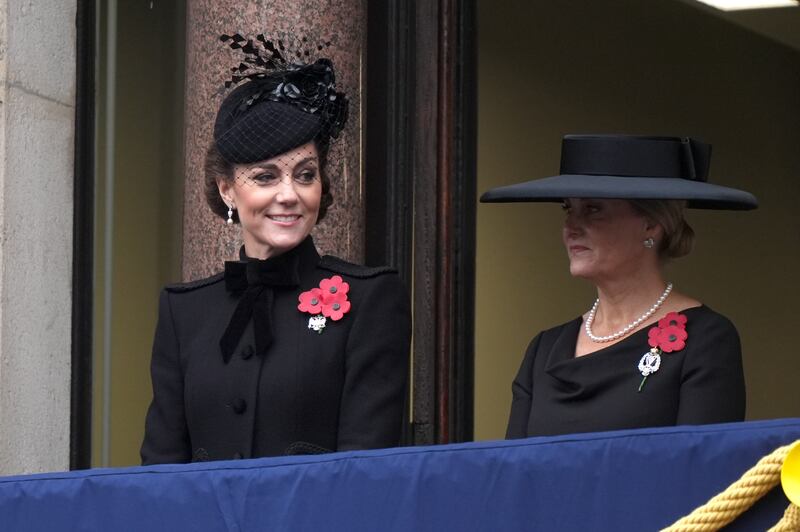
[559,136,709,182]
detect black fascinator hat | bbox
[480,135,757,210]
[213,33,349,164]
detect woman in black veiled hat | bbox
[141,35,410,464]
[481,135,756,438]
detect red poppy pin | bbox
[638,311,688,392]
[297,275,351,333]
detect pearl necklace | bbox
[584,283,673,343]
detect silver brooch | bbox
[637,348,662,392]
[308,315,327,333]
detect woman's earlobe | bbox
[644,219,664,240]
[217,175,233,198]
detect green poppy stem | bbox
[638,375,648,393]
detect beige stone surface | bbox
[0,1,75,475]
[6,0,75,104]
[0,88,75,474]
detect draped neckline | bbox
[546,305,707,373]
[542,305,707,399]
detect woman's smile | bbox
[221,141,322,259]
[266,214,303,225]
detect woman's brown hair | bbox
[629,199,694,260]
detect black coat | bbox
[141,237,411,464]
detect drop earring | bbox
[643,237,655,249]
[227,204,235,225]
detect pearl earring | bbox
[226,204,235,225]
[643,237,655,249]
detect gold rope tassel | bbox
[662,441,800,532]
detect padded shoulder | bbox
[318,255,397,279]
[164,272,224,293]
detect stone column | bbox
[0,0,76,474]
[182,0,365,279]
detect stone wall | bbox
[0,0,76,475]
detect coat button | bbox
[241,345,254,360]
[233,452,243,460]
[232,398,247,414]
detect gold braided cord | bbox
[767,503,800,532]
[662,442,799,532]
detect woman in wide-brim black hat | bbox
[141,35,410,465]
[481,135,755,438]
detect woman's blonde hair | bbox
[629,199,694,260]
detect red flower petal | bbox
[647,326,662,348]
[319,275,350,302]
[656,325,688,353]
[300,276,353,322]
[661,339,685,353]
[297,287,324,314]
[321,293,351,321]
[658,311,687,330]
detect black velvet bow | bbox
[220,251,300,364]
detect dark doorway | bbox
[365,0,477,445]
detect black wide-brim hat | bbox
[480,135,758,210]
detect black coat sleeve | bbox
[676,313,746,424]
[141,290,191,465]
[336,273,411,451]
[505,334,542,439]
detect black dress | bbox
[506,305,745,438]
[141,237,411,464]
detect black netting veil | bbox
[213,33,349,165]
